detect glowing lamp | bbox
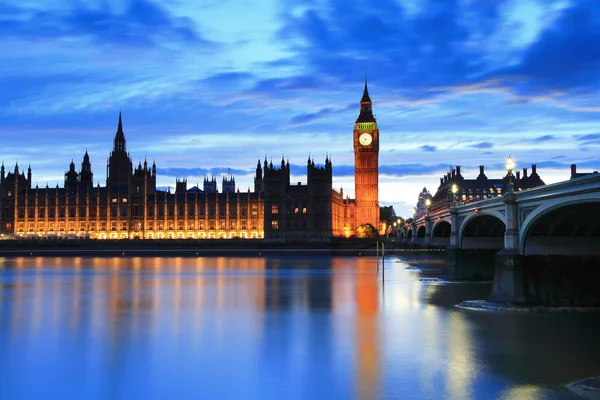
[506,155,515,173]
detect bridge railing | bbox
[516,172,600,201]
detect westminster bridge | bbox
[398,173,600,305]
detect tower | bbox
[65,160,78,190]
[80,150,93,188]
[353,77,380,230]
[106,112,133,191]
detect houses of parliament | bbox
[0,82,381,240]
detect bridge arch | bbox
[520,199,600,255]
[432,219,451,247]
[416,225,426,244]
[459,212,506,250]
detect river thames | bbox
[0,255,599,399]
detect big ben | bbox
[353,78,380,231]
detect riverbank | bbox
[456,300,600,313]
[0,238,444,257]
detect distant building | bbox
[570,164,599,179]
[379,205,397,235]
[430,164,546,210]
[414,187,433,219]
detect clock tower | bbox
[353,78,380,231]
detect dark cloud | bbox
[272,0,600,101]
[526,135,556,143]
[419,145,437,152]
[0,1,214,48]
[506,0,600,93]
[575,133,600,141]
[469,142,494,149]
[289,104,354,126]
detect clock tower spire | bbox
[353,78,380,232]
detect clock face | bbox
[359,133,373,146]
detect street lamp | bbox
[425,198,431,217]
[451,183,458,206]
[506,155,515,193]
[413,207,417,218]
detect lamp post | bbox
[506,155,515,193]
[451,183,458,207]
[425,198,431,217]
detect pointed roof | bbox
[114,111,125,149]
[117,111,123,133]
[361,75,371,103]
[356,77,376,123]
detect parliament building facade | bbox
[0,82,381,240]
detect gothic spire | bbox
[114,111,126,151]
[118,111,123,133]
[361,75,371,104]
[356,77,375,123]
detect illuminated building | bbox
[0,81,382,240]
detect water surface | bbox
[0,255,599,399]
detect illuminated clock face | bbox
[359,133,373,146]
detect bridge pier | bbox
[443,248,496,280]
[449,206,459,248]
[424,216,432,247]
[411,222,417,246]
[488,192,526,303]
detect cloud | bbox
[575,133,600,141]
[525,134,556,143]
[419,145,437,152]
[288,103,354,126]
[156,167,252,178]
[0,1,214,49]
[469,142,494,149]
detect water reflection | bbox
[0,255,597,399]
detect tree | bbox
[356,223,379,238]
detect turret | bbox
[27,164,32,187]
[176,178,187,193]
[80,150,93,187]
[1,162,4,184]
[65,160,78,190]
[254,159,263,193]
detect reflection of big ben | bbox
[354,78,380,230]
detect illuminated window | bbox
[122,198,128,203]
[294,207,299,214]
[112,198,117,203]
[302,207,307,214]
[271,220,278,229]
[271,204,278,214]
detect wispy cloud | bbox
[469,142,494,149]
[419,145,437,152]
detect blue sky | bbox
[1,0,599,217]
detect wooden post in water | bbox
[376,241,379,271]
[382,241,385,281]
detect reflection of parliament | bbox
[0,82,383,240]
